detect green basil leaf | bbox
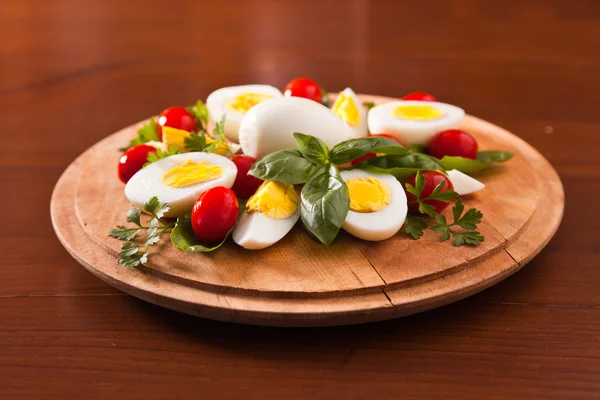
[300,164,349,246]
[329,136,408,165]
[354,153,443,181]
[293,132,330,164]
[437,156,487,174]
[438,151,514,174]
[249,149,315,184]
[476,150,514,164]
[170,200,246,253]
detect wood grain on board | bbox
[51,94,564,326]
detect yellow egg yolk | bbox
[346,177,391,213]
[161,159,224,188]
[162,126,192,152]
[246,181,299,219]
[392,105,444,121]
[227,92,274,113]
[332,92,361,127]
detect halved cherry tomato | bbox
[283,77,322,103]
[118,144,157,183]
[231,155,263,198]
[405,171,454,214]
[350,133,403,166]
[157,106,197,140]
[402,92,437,102]
[428,129,478,160]
[191,187,239,244]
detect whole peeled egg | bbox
[238,96,348,159]
[367,100,464,146]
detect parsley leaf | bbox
[184,132,208,152]
[427,199,484,246]
[109,197,174,268]
[404,216,429,239]
[362,101,376,110]
[187,100,209,131]
[119,118,159,151]
[144,147,179,167]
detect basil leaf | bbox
[476,150,514,164]
[170,200,246,252]
[249,149,315,184]
[300,164,349,246]
[329,136,408,165]
[353,153,443,181]
[293,132,330,164]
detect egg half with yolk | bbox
[340,170,407,241]
[331,87,368,139]
[233,181,300,250]
[206,84,282,143]
[124,152,237,217]
[367,100,465,145]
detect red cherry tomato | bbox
[231,155,263,198]
[283,77,322,103]
[402,92,437,102]
[118,144,157,183]
[191,187,239,244]
[156,106,197,140]
[350,133,403,166]
[428,129,478,160]
[405,171,454,214]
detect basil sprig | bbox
[249,133,405,246]
[437,151,513,174]
[300,164,350,246]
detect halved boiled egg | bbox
[206,85,282,143]
[331,87,368,139]
[233,181,300,250]
[239,96,348,159]
[124,152,237,217]
[339,170,407,241]
[367,100,465,145]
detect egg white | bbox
[233,206,300,250]
[446,169,485,196]
[238,96,348,158]
[340,170,408,241]
[124,152,237,217]
[206,84,282,143]
[332,87,368,139]
[367,100,465,145]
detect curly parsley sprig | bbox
[108,197,174,268]
[403,171,484,246]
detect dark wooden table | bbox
[2,1,599,398]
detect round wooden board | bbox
[50,95,564,327]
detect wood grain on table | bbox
[1,1,599,399]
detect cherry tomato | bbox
[156,106,197,140]
[350,133,403,166]
[405,171,454,214]
[283,77,322,103]
[118,144,157,183]
[231,155,263,198]
[402,92,437,102]
[428,129,478,160]
[191,187,239,244]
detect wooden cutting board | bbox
[50,95,564,327]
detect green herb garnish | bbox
[119,118,160,151]
[437,151,514,174]
[403,171,484,246]
[144,147,179,167]
[187,99,209,132]
[108,196,174,268]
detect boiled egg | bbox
[331,87,368,139]
[367,100,465,145]
[339,170,407,241]
[124,152,237,217]
[206,85,282,143]
[446,169,485,195]
[233,181,300,250]
[239,96,348,158]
